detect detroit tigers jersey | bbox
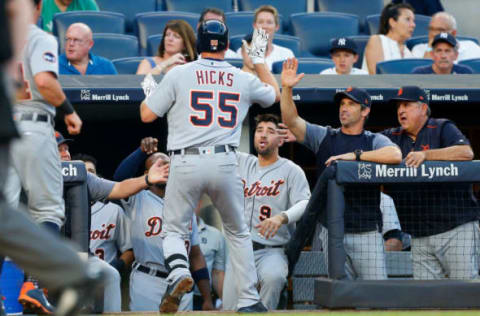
[16,24,59,117]
[121,190,199,267]
[145,59,276,151]
[90,201,132,263]
[237,152,311,246]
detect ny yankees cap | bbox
[55,131,73,145]
[334,86,371,108]
[432,32,457,48]
[330,37,358,55]
[389,86,429,105]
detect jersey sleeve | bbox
[372,132,397,149]
[115,207,133,253]
[440,121,471,147]
[302,122,328,153]
[145,69,177,117]
[86,173,115,203]
[246,73,275,108]
[212,231,226,271]
[287,163,311,206]
[29,34,59,77]
[190,216,200,246]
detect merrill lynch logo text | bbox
[62,164,78,177]
[80,89,130,102]
[358,163,459,180]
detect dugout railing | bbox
[293,160,480,309]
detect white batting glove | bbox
[243,28,268,64]
[141,73,158,98]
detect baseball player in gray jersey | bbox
[223,114,310,310]
[140,20,280,313]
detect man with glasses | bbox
[59,22,117,75]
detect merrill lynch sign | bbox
[358,163,459,180]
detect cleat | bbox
[18,282,54,314]
[159,275,194,313]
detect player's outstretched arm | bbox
[140,100,158,122]
[280,58,307,143]
[405,145,473,168]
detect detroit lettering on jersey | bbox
[242,179,285,197]
[195,70,233,86]
[90,223,116,240]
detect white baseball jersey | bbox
[320,67,368,75]
[145,59,276,150]
[237,152,311,245]
[120,190,199,266]
[89,201,132,263]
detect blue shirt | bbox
[412,64,473,74]
[59,53,117,75]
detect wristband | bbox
[145,174,153,186]
[57,98,74,116]
[192,267,210,283]
[252,56,265,65]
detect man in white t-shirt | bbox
[321,37,368,75]
[411,12,480,61]
[238,5,294,72]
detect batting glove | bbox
[141,73,158,98]
[242,28,268,64]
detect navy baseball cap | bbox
[55,131,73,145]
[389,86,429,105]
[330,37,358,55]
[334,86,371,108]
[432,32,457,48]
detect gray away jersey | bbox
[237,152,311,245]
[90,201,132,263]
[16,24,59,117]
[121,190,199,266]
[146,59,276,150]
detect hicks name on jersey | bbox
[196,70,234,87]
[242,179,285,197]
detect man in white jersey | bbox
[140,19,280,313]
[112,145,214,311]
[223,114,310,310]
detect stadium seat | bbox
[237,0,307,34]
[365,14,431,36]
[406,35,480,50]
[224,58,244,69]
[91,34,139,60]
[135,11,199,55]
[229,34,301,56]
[164,0,233,14]
[111,57,145,74]
[146,34,162,56]
[290,12,359,58]
[96,0,156,34]
[347,35,370,69]
[459,58,480,74]
[156,0,165,10]
[271,57,334,74]
[225,12,284,37]
[376,58,433,74]
[53,11,126,52]
[316,0,383,34]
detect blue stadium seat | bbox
[347,35,370,69]
[272,57,334,74]
[53,11,126,52]
[316,0,383,34]
[225,12,284,37]
[225,58,244,69]
[376,58,433,74]
[229,35,244,52]
[96,0,156,34]
[290,12,359,58]
[406,35,480,50]
[147,35,163,56]
[164,0,233,14]
[91,33,139,60]
[229,34,301,56]
[112,57,145,74]
[135,11,199,55]
[459,58,480,74]
[156,0,165,10]
[365,14,431,37]
[237,0,307,34]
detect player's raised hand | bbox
[281,58,304,88]
[244,28,268,64]
[64,112,82,135]
[255,214,285,239]
[140,137,158,154]
[405,151,426,168]
[147,159,169,184]
[277,123,297,144]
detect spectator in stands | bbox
[363,3,416,74]
[411,12,480,61]
[197,8,238,59]
[238,5,294,72]
[412,33,473,74]
[41,0,99,33]
[136,20,197,75]
[59,23,117,75]
[321,37,368,75]
[383,86,479,280]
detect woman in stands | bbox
[136,20,197,75]
[363,3,416,74]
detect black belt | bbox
[252,241,283,251]
[170,145,234,156]
[135,264,168,278]
[14,112,53,126]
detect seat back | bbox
[224,58,244,69]
[164,0,233,14]
[366,13,431,37]
[112,57,145,74]
[376,58,433,74]
[91,33,139,60]
[459,58,480,74]
[272,57,334,74]
[291,12,359,58]
[347,35,370,68]
[146,34,163,57]
[96,0,156,33]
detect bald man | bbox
[59,22,117,75]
